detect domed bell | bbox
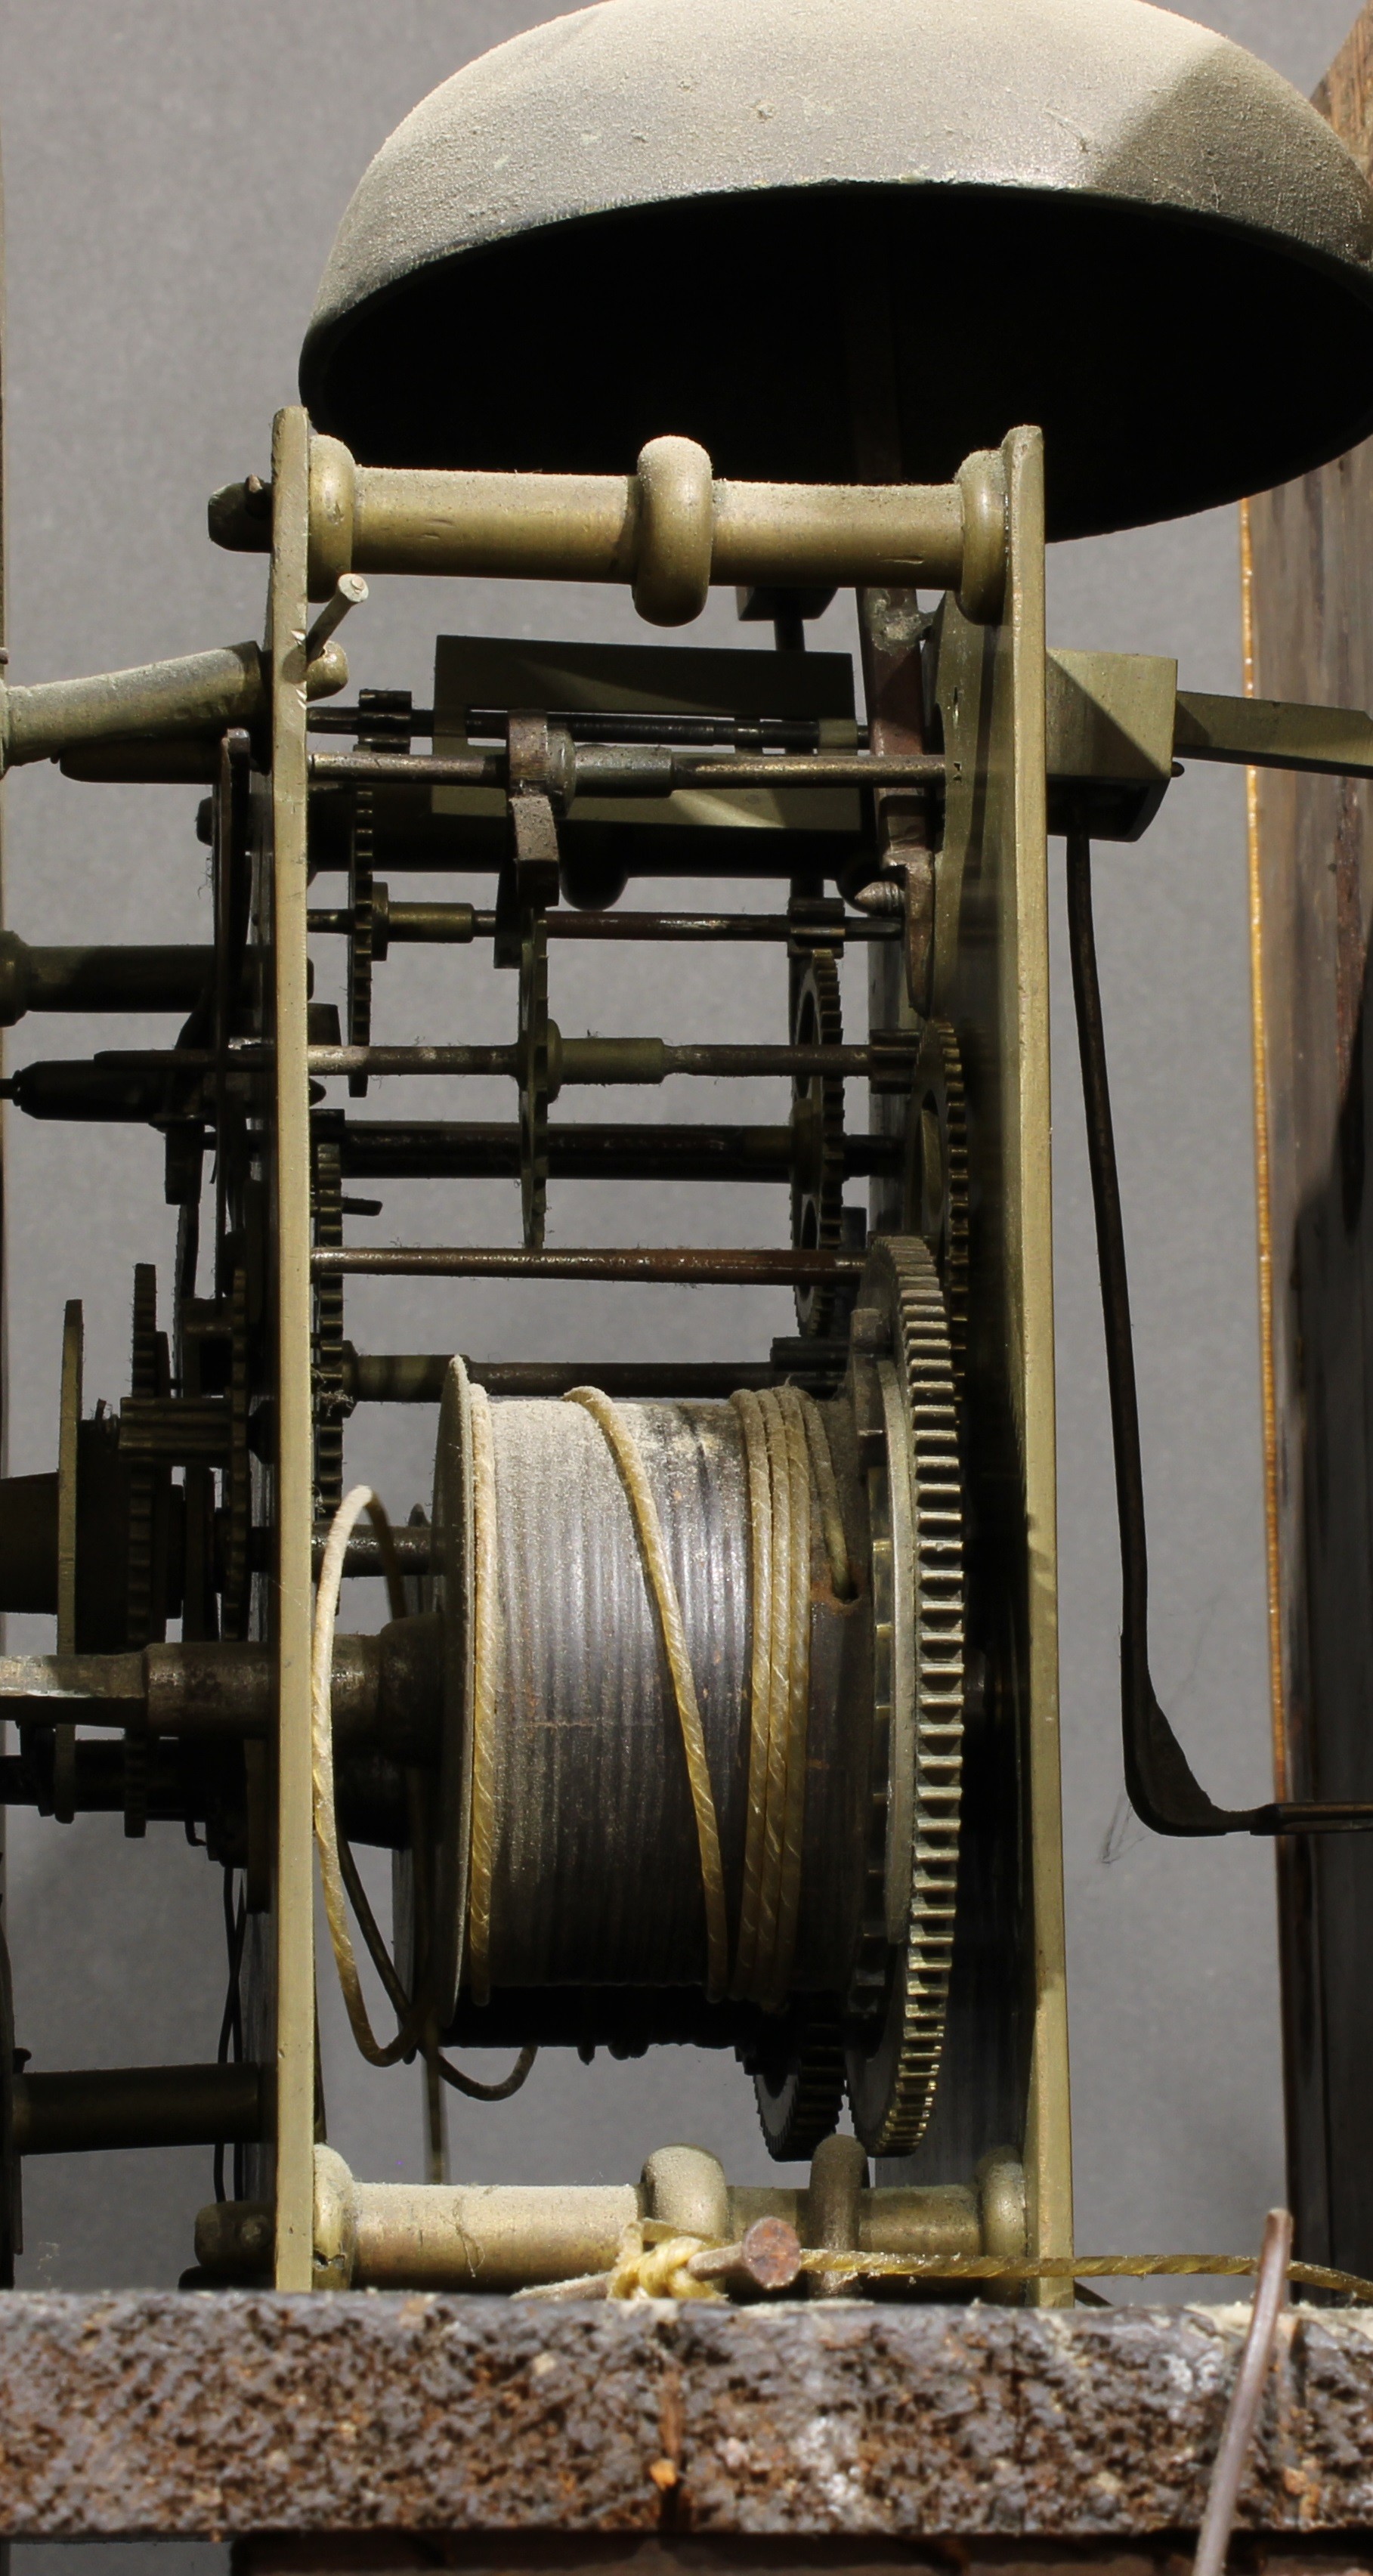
[300,0,1373,541]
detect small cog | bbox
[754,2014,846,2162]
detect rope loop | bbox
[314,1477,536,2101]
[312,1484,428,2067]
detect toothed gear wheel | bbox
[124,1263,171,1838]
[754,2013,846,2161]
[905,1019,969,1382]
[790,949,846,1336]
[345,691,413,1102]
[124,1263,165,1655]
[518,915,549,1252]
[347,789,375,1101]
[845,1235,964,2157]
[312,1130,346,1517]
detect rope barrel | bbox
[461,1382,855,2006]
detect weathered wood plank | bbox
[1,2294,1372,2542]
[1246,2,1373,2278]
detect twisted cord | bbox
[798,1390,855,1601]
[772,1386,814,2010]
[731,1389,775,2002]
[524,2245,1373,2307]
[756,1390,794,1985]
[464,1384,852,2015]
[793,2247,1372,2301]
[729,1387,849,2007]
[564,1387,731,2002]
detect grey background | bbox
[0,4,1356,2466]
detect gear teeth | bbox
[848,1235,965,2158]
[348,787,375,1100]
[125,1263,162,1654]
[914,1019,969,1381]
[754,2017,846,2162]
[123,1264,169,1832]
[312,1133,346,1517]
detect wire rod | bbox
[308,747,945,793]
[306,1041,874,1079]
[305,907,898,944]
[312,1246,867,1285]
[1192,2209,1293,2576]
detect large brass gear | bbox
[845,1235,965,2157]
[904,1018,969,1381]
[790,950,846,1336]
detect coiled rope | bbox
[564,1385,732,2001]
[462,1385,852,2009]
[729,1386,856,2008]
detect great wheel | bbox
[844,1235,965,2156]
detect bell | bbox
[300,0,1373,539]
